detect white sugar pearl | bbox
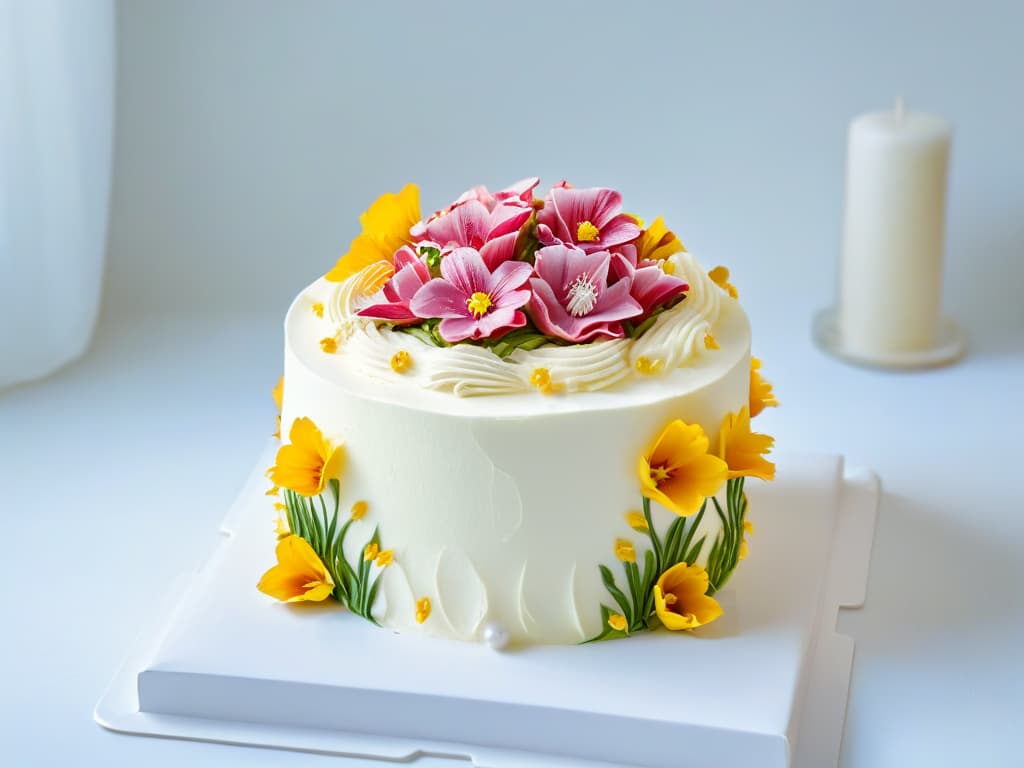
[482,622,510,651]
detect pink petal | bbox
[590,214,642,250]
[494,177,539,204]
[437,316,480,343]
[475,307,526,339]
[425,201,492,250]
[409,278,470,319]
[488,259,533,302]
[357,302,420,325]
[479,231,519,270]
[486,203,533,239]
[438,247,490,296]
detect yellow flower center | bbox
[467,291,493,317]
[576,220,600,242]
[651,464,672,484]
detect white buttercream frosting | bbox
[280,250,752,644]
[306,252,722,398]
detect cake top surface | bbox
[286,178,749,413]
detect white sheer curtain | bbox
[0,0,114,389]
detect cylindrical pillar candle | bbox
[838,100,951,355]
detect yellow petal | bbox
[257,535,334,603]
[720,407,776,481]
[325,185,421,283]
[608,613,628,632]
[654,563,722,630]
[272,376,284,411]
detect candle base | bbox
[812,308,966,370]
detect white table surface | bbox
[2,294,1022,768]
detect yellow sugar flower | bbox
[614,539,637,563]
[272,376,284,439]
[635,216,686,262]
[749,357,778,418]
[390,350,412,373]
[625,511,649,532]
[274,516,290,540]
[607,613,628,632]
[704,333,719,350]
[364,542,379,562]
[375,549,394,568]
[719,407,775,481]
[415,597,431,624]
[265,486,280,496]
[272,376,284,411]
[269,417,344,497]
[350,500,368,520]
[273,502,287,512]
[653,562,722,630]
[257,535,335,603]
[638,420,728,516]
[708,266,738,299]
[325,185,420,283]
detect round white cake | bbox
[261,179,776,646]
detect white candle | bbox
[838,99,951,355]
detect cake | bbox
[259,178,777,646]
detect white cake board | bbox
[96,447,879,768]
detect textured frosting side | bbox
[304,252,722,398]
[281,282,752,643]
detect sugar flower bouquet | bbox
[325,179,691,353]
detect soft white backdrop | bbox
[2,2,1023,767]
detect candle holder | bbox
[815,99,966,370]
[813,308,965,370]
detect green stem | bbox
[642,496,663,573]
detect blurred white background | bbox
[2,2,1022,767]
[107,0,1022,349]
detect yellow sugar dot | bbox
[415,597,432,624]
[661,260,676,275]
[704,333,720,350]
[529,367,551,388]
[311,302,324,318]
[320,336,338,354]
[634,356,663,375]
[390,350,412,373]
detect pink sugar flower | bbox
[412,199,531,270]
[611,253,689,318]
[356,246,431,325]
[527,244,643,343]
[451,177,540,211]
[536,185,641,253]
[409,247,533,342]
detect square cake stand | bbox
[96,448,878,768]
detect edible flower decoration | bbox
[527,245,642,342]
[325,184,420,284]
[749,357,778,417]
[357,246,431,326]
[269,417,345,497]
[591,404,776,642]
[653,563,722,630]
[719,406,775,481]
[331,179,711,375]
[536,184,641,253]
[257,535,335,603]
[410,247,533,342]
[638,419,728,517]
